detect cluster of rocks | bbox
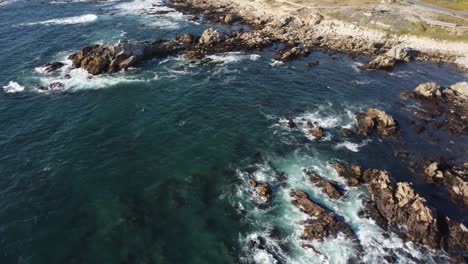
[169,0,463,71]
[354,108,399,137]
[42,27,275,77]
[68,40,183,75]
[401,81,468,135]
[423,161,468,207]
[290,190,358,244]
[331,162,468,258]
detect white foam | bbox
[2,81,25,93]
[334,139,371,152]
[207,52,260,64]
[235,152,448,263]
[20,14,97,26]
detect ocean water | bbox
[0,0,467,263]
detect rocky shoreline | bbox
[168,0,468,71]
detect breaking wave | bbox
[19,14,97,26]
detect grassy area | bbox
[388,21,468,41]
[420,0,468,11]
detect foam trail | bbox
[20,14,97,26]
[2,81,25,93]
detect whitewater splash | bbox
[20,14,97,26]
[2,81,25,93]
[235,153,446,264]
[334,139,371,152]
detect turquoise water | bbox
[0,0,467,263]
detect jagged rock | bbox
[249,179,272,204]
[445,81,468,99]
[362,169,439,248]
[309,127,324,141]
[401,81,468,135]
[422,161,468,207]
[330,161,361,187]
[361,46,415,70]
[40,62,65,73]
[446,217,468,253]
[68,40,183,75]
[175,33,196,45]
[355,108,399,137]
[276,45,310,62]
[424,162,444,180]
[198,28,222,46]
[414,82,442,98]
[290,190,357,241]
[305,169,344,199]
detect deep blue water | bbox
[0,0,467,263]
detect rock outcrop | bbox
[363,169,439,247]
[249,179,272,204]
[304,169,344,199]
[355,108,399,137]
[361,46,416,71]
[40,62,65,73]
[290,190,357,242]
[400,81,468,135]
[330,161,362,187]
[423,161,468,207]
[68,40,183,75]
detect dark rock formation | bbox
[249,179,272,204]
[362,169,439,248]
[68,40,183,75]
[308,127,324,141]
[400,81,468,135]
[304,169,344,199]
[330,161,362,187]
[423,161,468,207]
[355,108,399,137]
[40,61,65,73]
[290,190,357,242]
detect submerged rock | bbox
[40,61,65,73]
[355,108,399,137]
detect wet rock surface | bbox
[355,108,399,137]
[248,179,272,204]
[40,61,65,73]
[333,162,468,258]
[422,161,468,207]
[401,81,468,136]
[304,169,344,199]
[290,190,358,243]
[68,40,183,75]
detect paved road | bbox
[406,0,468,17]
